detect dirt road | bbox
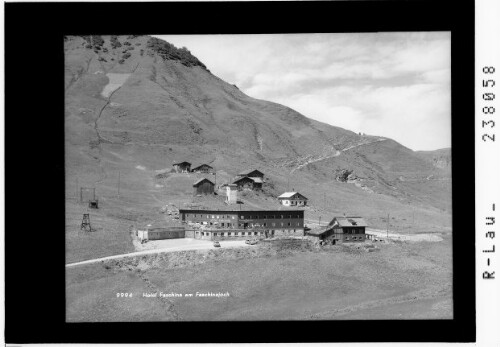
[66,239,250,268]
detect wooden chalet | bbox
[191,164,214,174]
[305,216,367,244]
[172,161,191,173]
[193,178,215,195]
[237,169,264,179]
[278,192,308,206]
[233,176,262,190]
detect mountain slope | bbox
[65,35,452,261]
[416,148,452,170]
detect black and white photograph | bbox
[4,0,480,344]
[64,32,453,322]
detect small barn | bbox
[173,161,191,173]
[249,177,263,189]
[278,192,308,206]
[233,176,261,190]
[193,178,215,195]
[191,164,214,173]
[237,169,264,179]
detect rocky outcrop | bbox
[335,169,358,182]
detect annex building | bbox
[305,216,367,244]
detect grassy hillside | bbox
[66,237,452,321]
[65,35,452,262]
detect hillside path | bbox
[289,138,387,174]
[66,239,250,268]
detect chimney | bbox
[226,184,238,204]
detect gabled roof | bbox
[238,169,264,176]
[193,178,215,187]
[250,177,264,184]
[232,176,254,184]
[306,227,329,236]
[173,161,191,166]
[192,164,213,170]
[278,192,308,200]
[331,217,367,227]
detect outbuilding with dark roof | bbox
[232,176,262,190]
[191,164,214,173]
[237,169,264,179]
[172,161,191,173]
[193,178,215,195]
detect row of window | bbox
[187,214,237,219]
[196,222,302,228]
[198,229,300,237]
[185,214,302,220]
[344,228,364,234]
[345,236,364,240]
[283,200,306,205]
[244,222,301,227]
[241,215,301,220]
[199,231,262,237]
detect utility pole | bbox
[76,177,79,200]
[118,171,121,198]
[386,213,390,239]
[287,176,290,191]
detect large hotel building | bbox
[179,209,305,240]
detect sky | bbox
[156,33,451,151]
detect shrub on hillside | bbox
[81,35,92,45]
[92,35,104,48]
[122,52,131,60]
[123,41,132,46]
[110,35,122,49]
[118,59,125,64]
[146,37,207,69]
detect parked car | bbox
[249,239,259,245]
[213,241,221,247]
[245,239,251,244]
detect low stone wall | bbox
[273,228,304,237]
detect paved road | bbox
[66,239,250,268]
